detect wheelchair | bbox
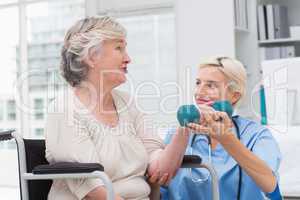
[0,129,220,200]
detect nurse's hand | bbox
[147,168,170,186]
[187,108,234,143]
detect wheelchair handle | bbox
[0,129,15,141]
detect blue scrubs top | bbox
[161,116,281,200]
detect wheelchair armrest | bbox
[181,155,202,168]
[24,165,114,200]
[0,129,15,141]
[32,162,104,174]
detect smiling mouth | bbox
[196,99,214,105]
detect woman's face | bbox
[194,67,238,106]
[88,38,131,88]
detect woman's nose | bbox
[123,52,131,64]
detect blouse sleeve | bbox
[45,112,104,199]
[115,90,166,163]
[134,110,166,162]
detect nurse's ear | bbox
[231,91,241,106]
[225,80,242,106]
[225,85,241,106]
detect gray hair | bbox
[60,16,126,87]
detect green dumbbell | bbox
[177,100,233,127]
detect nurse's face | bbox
[194,66,236,106]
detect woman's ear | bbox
[83,56,96,69]
[85,46,102,69]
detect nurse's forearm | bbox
[220,133,277,193]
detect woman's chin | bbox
[119,75,127,83]
[113,76,127,86]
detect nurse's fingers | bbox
[158,173,169,185]
[212,112,220,121]
[165,175,172,186]
[165,168,178,186]
[218,112,233,126]
[197,105,215,124]
[200,109,218,125]
[187,123,212,135]
[148,170,160,183]
[214,112,233,130]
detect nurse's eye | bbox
[207,82,218,89]
[196,80,201,85]
[207,83,213,88]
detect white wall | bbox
[262,58,300,126]
[86,0,173,16]
[99,0,172,11]
[175,0,236,103]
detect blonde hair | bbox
[61,16,126,87]
[198,56,247,106]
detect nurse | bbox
[161,56,282,200]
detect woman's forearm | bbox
[148,127,190,178]
[163,127,190,168]
[220,133,277,193]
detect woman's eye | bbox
[196,81,201,85]
[116,46,125,51]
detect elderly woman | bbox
[45,16,189,200]
[161,56,282,200]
